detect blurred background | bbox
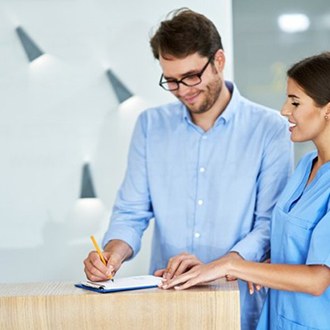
[233,0,329,162]
[0,0,328,283]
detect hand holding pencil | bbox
[90,235,114,281]
[83,237,133,282]
[82,235,115,282]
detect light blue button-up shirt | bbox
[103,82,293,329]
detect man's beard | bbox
[183,78,222,114]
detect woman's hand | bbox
[154,252,203,280]
[159,253,238,290]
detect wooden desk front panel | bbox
[0,280,240,330]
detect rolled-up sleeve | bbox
[102,112,153,257]
[231,123,293,261]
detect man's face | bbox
[159,52,223,114]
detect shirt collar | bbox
[182,104,192,124]
[216,81,240,125]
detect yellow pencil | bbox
[90,235,113,281]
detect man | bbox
[84,8,292,329]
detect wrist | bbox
[104,239,133,262]
[228,251,244,260]
[225,252,243,278]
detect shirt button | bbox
[194,232,201,238]
[197,199,204,205]
[199,167,205,173]
[202,135,207,140]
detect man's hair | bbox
[287,52,330,107]
[150,8,223,60]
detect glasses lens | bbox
[181,75,202,86]
[160,80,178,91]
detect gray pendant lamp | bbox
[80,163,96,198]
[16,26,44,62]
[106,69,133,103]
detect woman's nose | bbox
[281,102,291,117]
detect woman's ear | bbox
[324,103,330,121]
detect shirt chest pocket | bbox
[284,189,329,232]
[279,212,315,264]
[286,214,315,237]
[287,202,326,232]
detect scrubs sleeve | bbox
[306,210,330,267]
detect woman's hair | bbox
[287,52,330,106]
[150,8,223,60]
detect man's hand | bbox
[83,239,133,281]
[154,252,203,280]
[83,250,117,281]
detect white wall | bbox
[0,0,233,283]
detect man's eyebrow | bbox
[163,69,200,80]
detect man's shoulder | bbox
[239,97,286,127]
[139,101,184,123]
[143,101,183,116]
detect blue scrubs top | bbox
[257,151,330,330]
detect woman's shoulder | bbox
[295,150,318,170]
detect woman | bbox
[160,52,330,329]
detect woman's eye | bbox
[291,102,299,107]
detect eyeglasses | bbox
[159,54,214,91]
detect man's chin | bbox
[185,104,209,114]
[182,101,201,113]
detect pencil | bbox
[90,235,114,281]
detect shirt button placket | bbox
[193,134,208,248]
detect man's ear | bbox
[214,49,225,71]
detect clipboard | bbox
[75,275,162,293]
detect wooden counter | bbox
[0,279,240,330]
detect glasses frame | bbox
[159,54,215,91]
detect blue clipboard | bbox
[75,275,162,294]
[74,282,159,293]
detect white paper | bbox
[80,275,162,291]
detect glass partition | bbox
[233,0,330,164]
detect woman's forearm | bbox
[228,259,330,296]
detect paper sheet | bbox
[77,275,162,292]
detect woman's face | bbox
[281,77,328,143]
